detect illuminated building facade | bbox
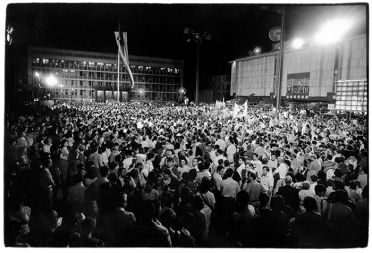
[27,47,184,102]
[230,34,367,104]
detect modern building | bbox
[211,74,231,102]
[230,34,367,104]
[199,74,231,103]
[27,47,184,102]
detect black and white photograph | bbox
[2,0,369,248]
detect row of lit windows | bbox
[336,100,367,106]
[32,58,181,75]
[335,105,367,112]
[286,94,309,99]
[31,49,116,60]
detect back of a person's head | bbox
[249,171,257,180]
[332,180,345,191]
[302,181,310,190]
[315,184,326,196]
[310,175,318,183]
[99,166,109,177]
[224,168,233,178]
[317,170,326,180]
[188,169,197,180]
[271,195,285,211]
[284,175,293,185]
[303,196,318,212]
[199,177,211,194]
[334,169,343,178]
[334,189,349,204]
[223,159,230,167]
[236,191,250,212]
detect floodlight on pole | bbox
[292,38,305,49]
[184,27,211,105]
[45,74,58,87]
[314,19,352,44]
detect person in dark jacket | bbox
[277,176,300,212]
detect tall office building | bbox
[28,47,184,102]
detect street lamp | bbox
[184,27,211,105]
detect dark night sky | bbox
[6,3,367,92]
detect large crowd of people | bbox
[4,100,368,247]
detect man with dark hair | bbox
[97,193,136,246]
[242,172,263,206]
[277,176,300,212]
[127,200,171,247]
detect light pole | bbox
[184,28,211,105]
[276,6,286,109]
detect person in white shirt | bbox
[215,135,226,152]
[274,157,288,179]
[212,165,224,191]
[251,153,263,179]
[123,150,134,170]
[213,149,226,168]
[298,181,315,205]
[268,154,278,171]
[220,168,240,199]
[260,166,274,195]
[178,157,191,179]
[226,137,237,163]
[209,145,219,165]
[235,157,245,179]
[140,136,149,148]
[273,157,288,194]
[309,174,318,194]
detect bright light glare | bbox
[253,47,262,55]
[292,38,305,49]
[45,74,58,87]
[34,72,40,78]
[314,19,352,44]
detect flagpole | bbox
[117,21,121,102]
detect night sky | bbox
[6,3,367,94]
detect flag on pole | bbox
[114,32,135,88]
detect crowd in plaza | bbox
[4,100,368,247]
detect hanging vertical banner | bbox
[114,31,135,88]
